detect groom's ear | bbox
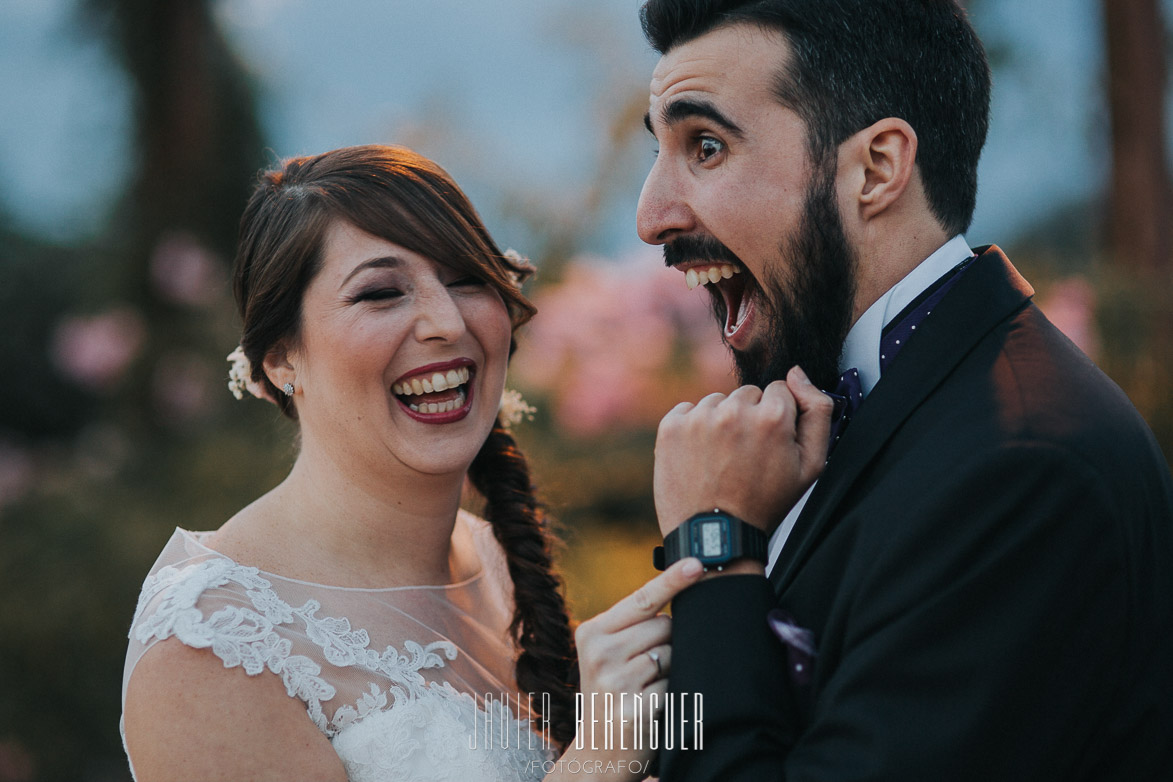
[838,117,918,222]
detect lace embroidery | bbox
[132,558,460,737]
[331,682,549,782]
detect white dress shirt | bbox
[765,234,975,576]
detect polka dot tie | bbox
[826,368,864,455]
[825,255,977,457]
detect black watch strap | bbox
[653,510,768,571]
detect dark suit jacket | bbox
[660,247,1173,781]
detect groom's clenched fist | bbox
[654,366,833,539]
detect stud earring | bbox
[282,382,294,397]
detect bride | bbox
[121,145,702,781]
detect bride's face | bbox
[286,219,513,477]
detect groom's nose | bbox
[637,159,696,245]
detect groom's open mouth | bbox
[677,261,760,349]
[392,359,475,423]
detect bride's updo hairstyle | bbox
[232,145,578,748]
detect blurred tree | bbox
[0,229,96,441]
[1095,0,1173,464]
[1103,0,1172,276]
[0,2,279,780]
[82,0,266,435]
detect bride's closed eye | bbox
[349,287,403,303]
[446,275,486,288]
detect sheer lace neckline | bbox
[174,522,487,593]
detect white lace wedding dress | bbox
[121,512,553,781]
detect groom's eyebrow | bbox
[644,98,746,140]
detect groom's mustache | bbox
[663,235,744,269]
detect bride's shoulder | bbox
[123,613,347,780]
[128,526,279,646]
[197,492,284,564]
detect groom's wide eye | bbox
[697,137,724,162]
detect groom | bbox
[637,0,1173,779]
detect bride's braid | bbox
[468,424,578,750]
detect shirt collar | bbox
[839,234,974,396]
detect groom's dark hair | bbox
[640,0,991,235]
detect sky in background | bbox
[1,0,1170,256]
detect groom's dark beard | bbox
[732,163,857,392]
[660,162,856,392]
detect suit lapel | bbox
[769,247,1035,594]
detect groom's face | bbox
[637,23,857,390]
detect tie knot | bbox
[830,368,863,424]
[825,368,863,456]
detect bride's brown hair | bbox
[232,144,577,748]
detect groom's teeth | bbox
[685,264,741,290]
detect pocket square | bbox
[767,609,816,687]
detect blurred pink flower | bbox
[150,231,223,306]
[152,351,216,425]
[1038,277,1100,360]
[0,441,34,511]
[0,736,35,782]
[514,247,735,437]
[51,307,145,390]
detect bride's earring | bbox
[282,382,295,397]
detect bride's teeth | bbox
[397,368,470,399]
[407,389,466,414]
[685,268,700,290]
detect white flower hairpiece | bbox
[226,346,268,401]
[499,388,537,429]
[502,248,528,287]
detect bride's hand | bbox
[546,558,704,782]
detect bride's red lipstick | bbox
[392,358,475,424]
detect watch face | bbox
[700,521,724,557]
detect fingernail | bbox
[682,558,703,577]
[791,366,811,384]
